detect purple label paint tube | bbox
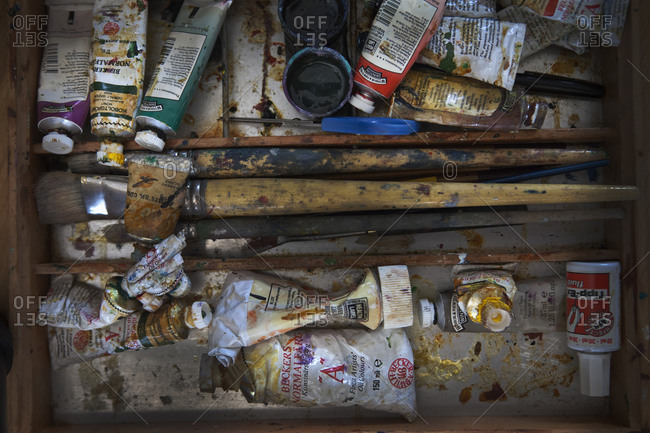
[37,1,94,154]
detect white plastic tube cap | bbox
[42,131,74,154]
[577,351,611,397]
[481,304,512,332]
[189,301,213,330]
[349,91,375,114]
[135,130,165,152]
[417,299,435,328]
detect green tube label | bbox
[137,1,231,134]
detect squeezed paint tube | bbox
[389,68,548,130]
[208,269,384,367]
[37,0,94,154]
[135,0,233,151]
[90,0,147,166]
[124,233,187,285]
[417,17,526,90]
[40,275,139,330]
[497,5,575,59]
[444,0,497,17]
[554,0,628,55]
[452,270,518,332]
[124,253,183,295]
[418,277,565,332]
[201,328,417,421]
[349,0,446,114]
[497,0,589,23]
[124,154,192,243]
[49,300,212,369]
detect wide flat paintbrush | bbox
[35,172,637,224]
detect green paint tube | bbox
[135,0,233,152]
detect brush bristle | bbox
[67,153,128,175]
[35,172,88,224]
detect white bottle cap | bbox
[577,352,611,397]
[135,130,166,152]
[481,304,512,332]
[42,132,74,154]
[417,299,435,328]
[186,301,212,329]
[349,91,376,114]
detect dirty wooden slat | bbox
[31,128,618,153]
[34,249,620,274]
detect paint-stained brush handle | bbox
[183,178,638,217]
[191,147,608,178]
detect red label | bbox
[566,272,614,339]
[73,330,90,350]
[103,22,120,35]
[388,358,413,389]
[543,0,560,16]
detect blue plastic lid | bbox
[321,117,420,135]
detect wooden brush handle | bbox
[192,147,607,178]
[191,179,638,217]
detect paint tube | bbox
[134,0,233,152]
[497,5,574,59]
[418,277,565,332]
[389,68,548,130]
[498,0,587,23]
[444,0,497,17]
[90,0,147,167]
[208,269,385,367]
[37,1,94,154]
[554,0,628,54]
[40,275,139,330]
[124,154,192,243]
[124,233,187,285]
[200,328,417,421]
[348,0,446,114]
[49,299,212,369]
[454,270,517,332]
[417,17,526,90]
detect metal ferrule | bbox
[80,175,128,218]
[182,180,207,217]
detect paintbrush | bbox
[65,146,608,178]
[97,207,624,257]
[35,171,637,224]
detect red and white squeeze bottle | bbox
[566,261,621,397]
[349,0,446,114]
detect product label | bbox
[450,293,468,331]
[242,328,417,420]
[444,0,497,17]
[398,70,506,116]
[514,0,583,22]
[566,272,617,349]
[90,1,146,135]
[39,37,90,103]
[418,17,525,89]
[147,32,205,101]
[362,0,439,74]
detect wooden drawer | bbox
[2,0,648,431]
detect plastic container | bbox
[282,47,353,118]
[566,261,621,397]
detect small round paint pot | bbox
[283,47,353,118]
[278,0,349,52]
